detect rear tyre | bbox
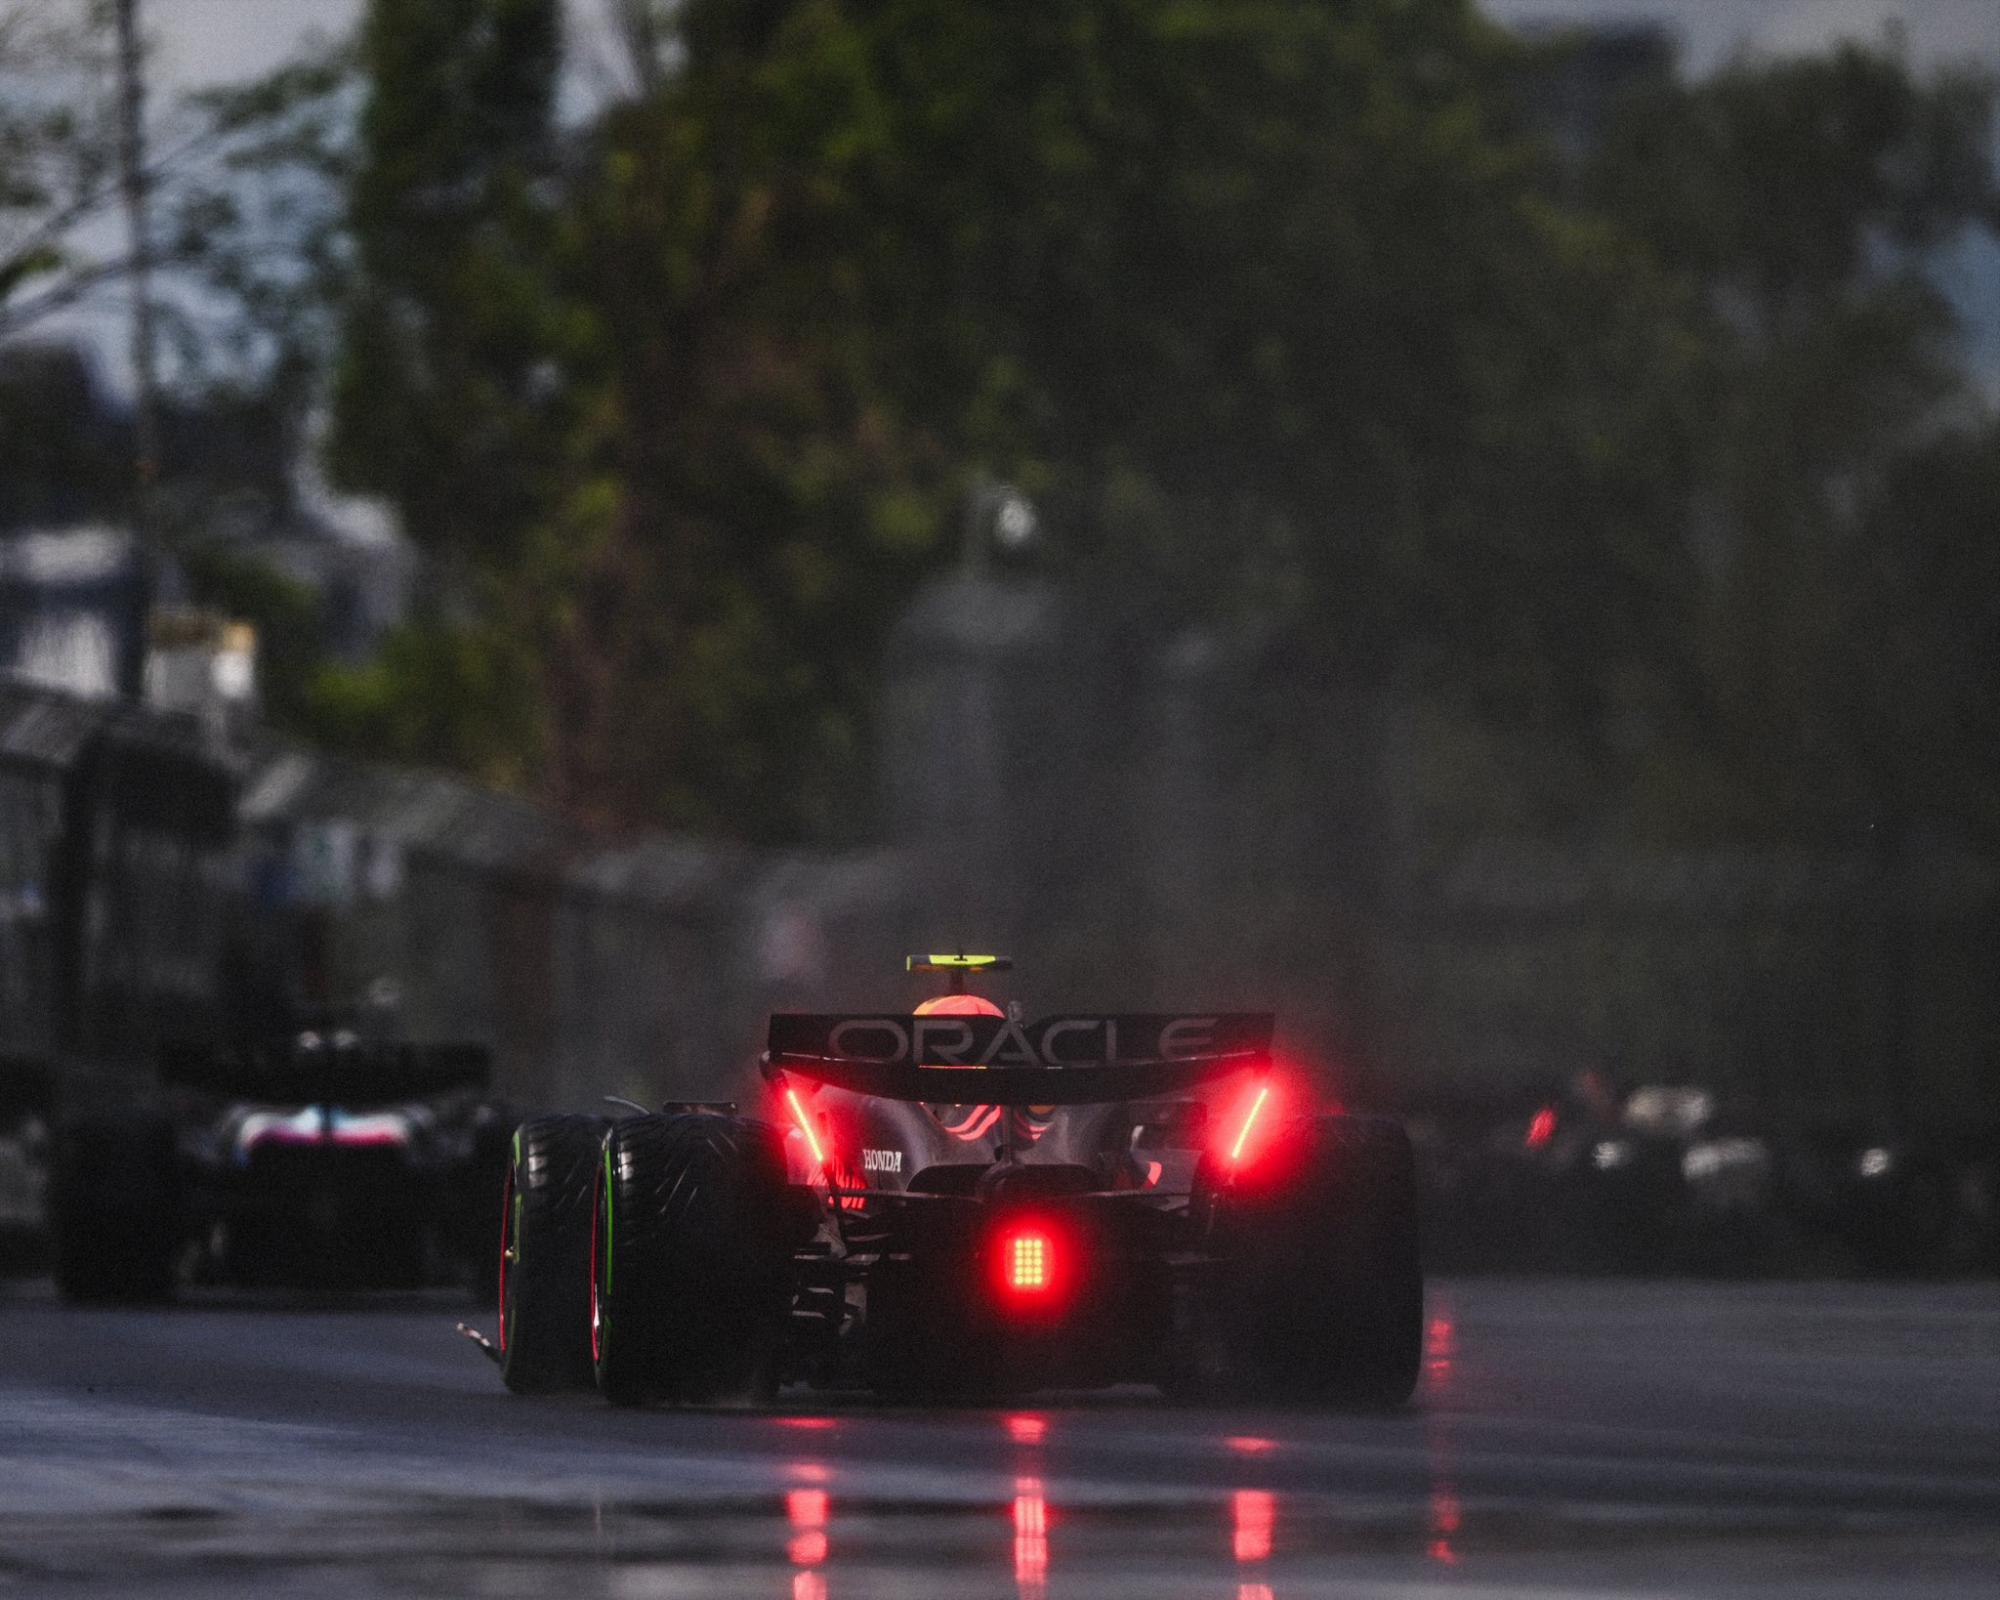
[592,1113,794,1406]
[1194,1113,1422,1407]
[50,1111,181,1304]
[462,1102,518,1303]
[499,1115,604,1394]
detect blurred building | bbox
[0,527,146,700]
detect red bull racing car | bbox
[493,956,1421,1405]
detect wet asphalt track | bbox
[2,1278,1998,1599]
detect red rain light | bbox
[1005,1229,1053,1292]
[1525,1106,1557,1150]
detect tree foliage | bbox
[510,0,1715,835]
[60,0,2000,850]
[1585,43,2000,842]
[330,0,569,580]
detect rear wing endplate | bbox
[766,1012,1272,1105]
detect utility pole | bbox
[114,0,160,701]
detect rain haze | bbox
[3,2,2000,1598]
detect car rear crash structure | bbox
[497,957,1423,1405]
[50,1031,511,1298]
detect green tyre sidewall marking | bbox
[599,1145,614,1374]
[503,1130,521,1354]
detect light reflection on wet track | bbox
[3,1278,1999,1597]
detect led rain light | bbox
[1006,1230,1053,1292]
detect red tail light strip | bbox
[784,1084,829,1171]
[1227,1083,1272,1166]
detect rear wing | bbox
[765,1012,1272,1106]
[160,1039,492,1105]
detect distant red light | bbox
[1525,1106,1557,1150]
[1005,1229,1053,1292]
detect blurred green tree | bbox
[180,1,2000,854]
[542,0,1712,838]
[306,0,573,781]
[1587,44,2000,842]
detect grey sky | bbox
[1484,0,1998,73]
[130,0,1998,96]
[13,0,2000,389]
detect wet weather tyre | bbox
[462,1104,519,1304]
[592,1113,793,1406]
[1197,1114,1423,1407]
[499,1115,605,1394]
[50,1111,180,1303]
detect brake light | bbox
[1003,1228,1053,1293]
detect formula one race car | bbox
[494,956,1422,1405]
[49,1031,512,1300]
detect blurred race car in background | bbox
[1413,1075,2000,1278]
[49,1030,512,1300]
[492,955,1423,1406]
[0,1057,51,1272]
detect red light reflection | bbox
[1426,1294,1460,1567]
[1231,1489,1274,1564]
[1013,1476,1048,1596]
[777,1416,836,1431]
[1007,1414,1048,1444]
[1238,1587,1274,1600]
[787,1488,828,1527]
[793,1574,827,1600]
[1426,1314,1455,1389]
[787,1488,828,1569]
[1225,1435,1276,1457]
